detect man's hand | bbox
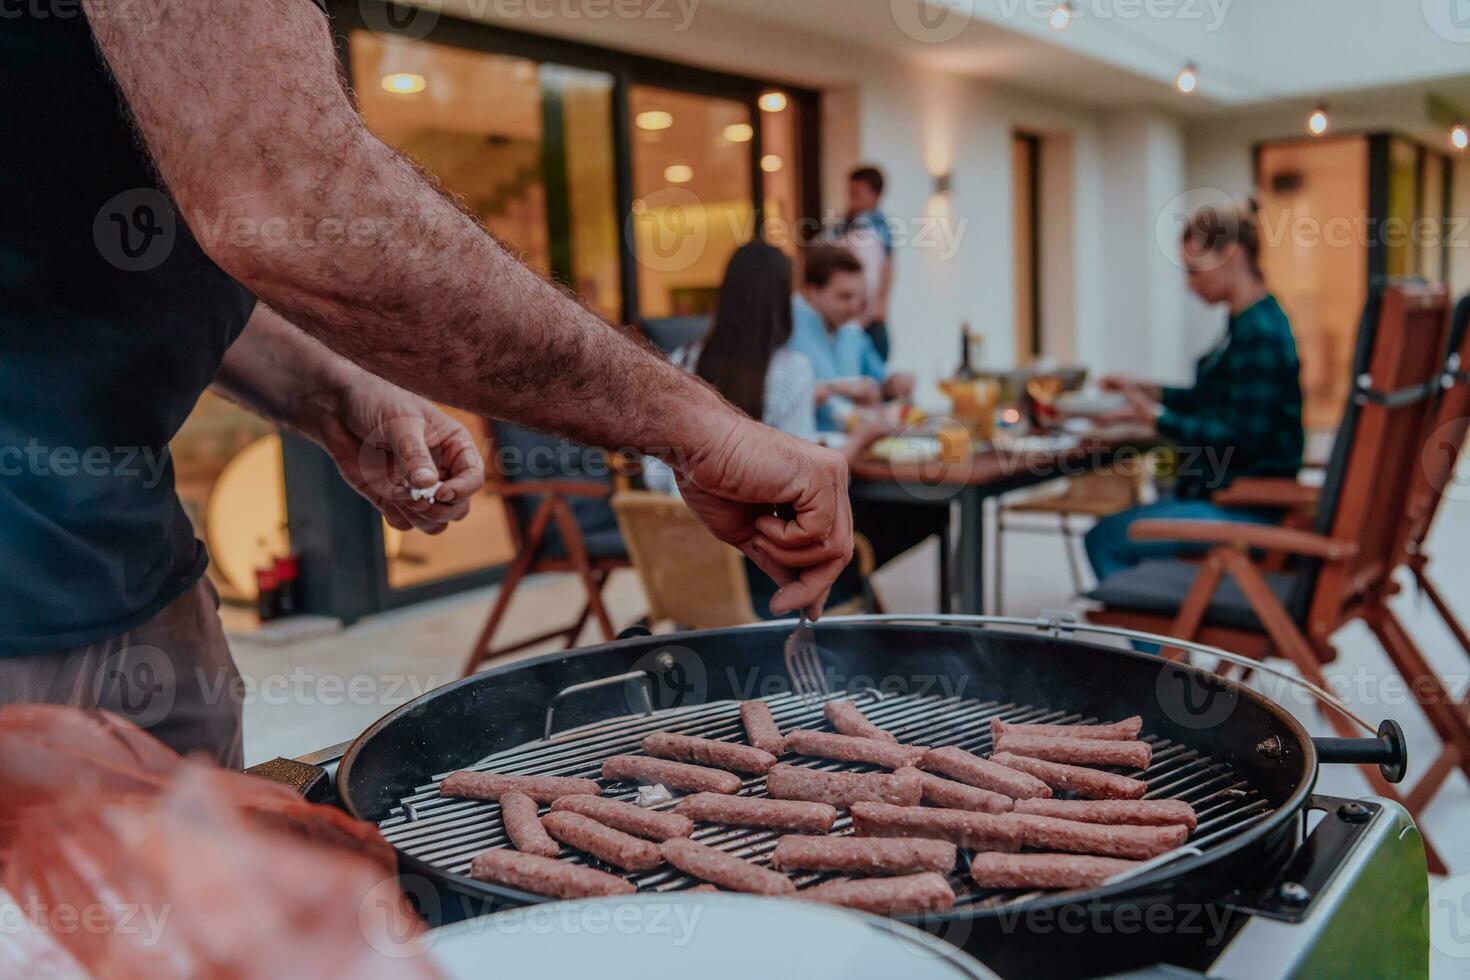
[213,304,483,534]
[882,372,916,402]
[669,418,853,618]
[318,380,485,534]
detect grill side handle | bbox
[543,669,658,740]
[1310,720,1407,783]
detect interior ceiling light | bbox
[664,164,694,184]
[759,91,788,113]
[761,155,783,173]
[636,110,674,131]
[381,73,427,95]
[1452,125,1469,152]
[723,122,754,143]
[1049,2,1073,30]
[1174,64,1199,95]
[1307,105,1330,137]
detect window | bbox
[353,32,624,588]
[628,85,755,318]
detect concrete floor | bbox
[231,486,1470,968]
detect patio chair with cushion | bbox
[1086,282,1460,871]
[1379,292,1470,821]
[461,422,631,676]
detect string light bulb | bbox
[1307,105,1330,137]
[1452,125,1469,152]
[1174,64,1199,95]
[1048,2,1073,30]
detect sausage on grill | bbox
[541,810,662,872]
[850,801,1024,852]
[799,872,956,916]
[440,770,600,804]
[468,849,634,898]
[659,838,795,895]
[990,716,1143,742]
[970,852,1140,890]
[1014,798,1197,830]
[765,764,922,808]
[917,772,1014,814]
[990,752,1147,800]
[642,732,778,775]
[549,794,694,841]
[499,791,559,857]
[602,755,743,795]
[1013,814,1188,860]
[740,700,786,756]
[784,730,927,769]
[769,835,957,875]
[824,700,899,742]
[920,746,1052,800]
[675,792,837,834]
[993,733,1152,770]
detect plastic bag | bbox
[0,706,440,979]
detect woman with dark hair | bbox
[646,241,889,615]
[1084,199,1304,579]
[679,241,815,438]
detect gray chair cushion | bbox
[1087,559,1299,633]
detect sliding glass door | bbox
[627,85,755,319]
[352,32,623,589]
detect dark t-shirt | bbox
[0,10,260,653]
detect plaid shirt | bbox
[1158,295,1304,499]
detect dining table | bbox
[848,425,1156,615]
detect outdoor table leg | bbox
[956,486,986,615]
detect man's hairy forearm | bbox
[212,303,360,441]
[86,0,731,458]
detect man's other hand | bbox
[319,380,486,534]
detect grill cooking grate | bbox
[377,691,1275,907]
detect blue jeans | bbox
[1084,497,1278,582]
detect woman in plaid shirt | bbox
[1085,200,1305,579]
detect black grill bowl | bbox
[336,622,1320,974]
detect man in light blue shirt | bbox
[789,244,914,431]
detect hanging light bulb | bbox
[1307,105,1330,137]
[1174,64,1199,95]
[1048,2,1073,30]
[1452,124,1469,152]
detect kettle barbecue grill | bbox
[251,615,1430,978]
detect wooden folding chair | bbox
[1380,293,1470,819]
[461,423,631,677]
[1087,282,1460,871]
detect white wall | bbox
[1097,111,1191,380]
